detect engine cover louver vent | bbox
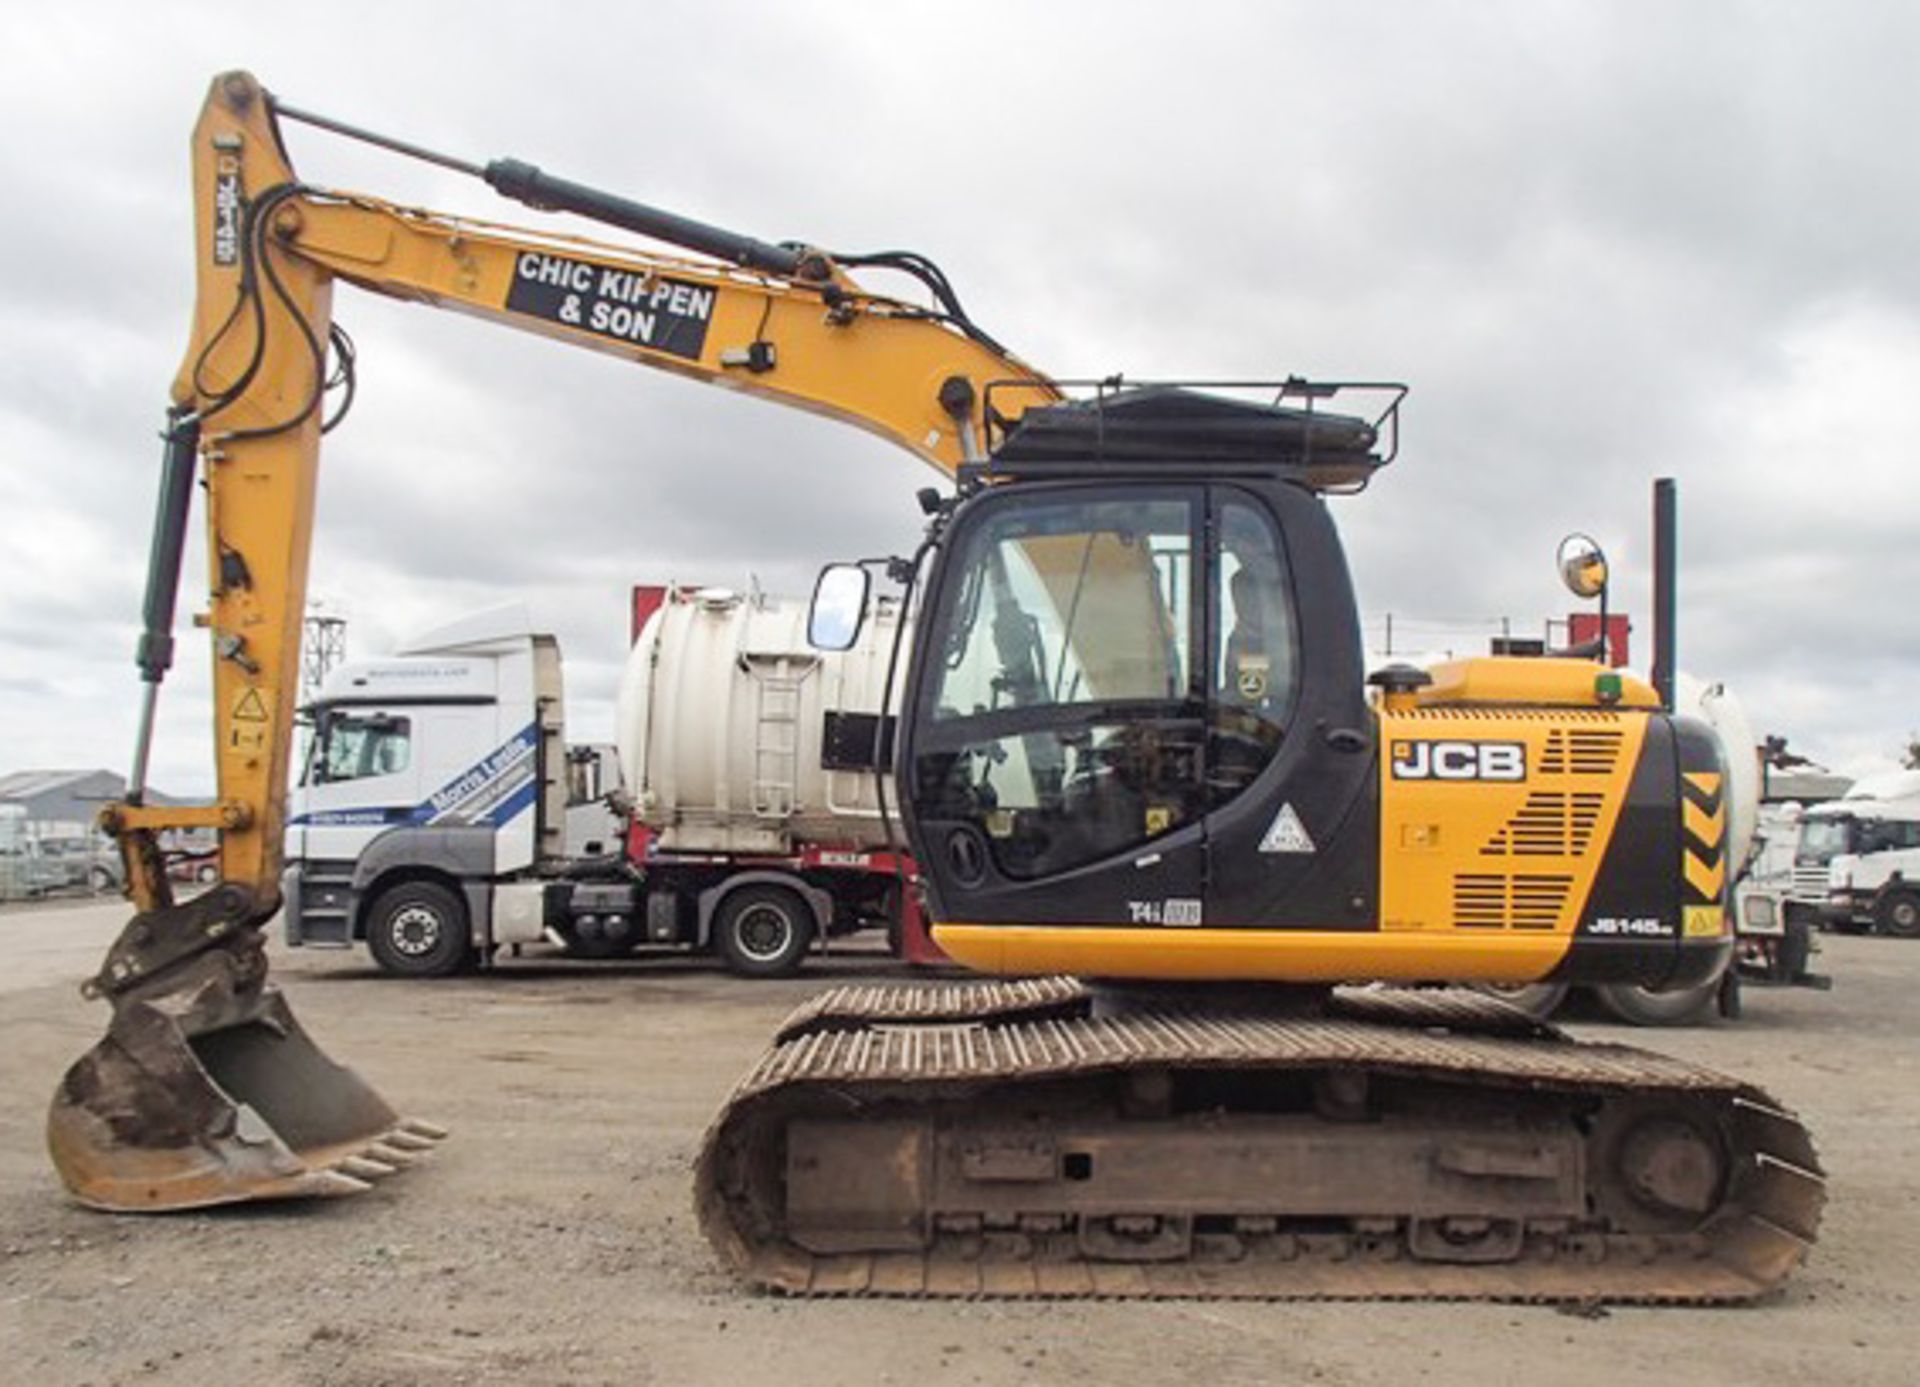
[1539,727,1623,776]
[1481,792,1606,857]
[1453,873,1573,930]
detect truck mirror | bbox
[1556,532,1609,600]
[808,564,870,652]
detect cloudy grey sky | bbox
[1,0,1914,798]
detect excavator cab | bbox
[895,383,1401,974]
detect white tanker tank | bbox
[1675,670,1760,876]
[616,585,910,855]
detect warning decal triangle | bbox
[1259,802,1315,854]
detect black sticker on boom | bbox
[212,164,242,267]
[505,251,715,360]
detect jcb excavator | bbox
[53,71,1822,1303]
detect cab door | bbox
[904,477,1379,937]
[1199,481,1379,930]
[291,708,422,866]
[905,483,1210,927]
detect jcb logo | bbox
[1391,740,1526,781]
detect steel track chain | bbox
[699,982,1824,1302]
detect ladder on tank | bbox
[750,661,806,820]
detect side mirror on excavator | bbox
[808,563,870,652]
[1556,532,1609,600]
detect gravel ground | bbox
[1,903,1915,1386]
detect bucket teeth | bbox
[287,1124,444,1193]
[402,1118,450,1141]
[310,1170,377,1198]
[338,1155,399,1181]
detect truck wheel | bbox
[715,885,813,978]
[1593,978,1719,1027]
[366,882,472,977]
[1471,982,1569,1020]
[87,865,115,894]
[1875,888,1920,939]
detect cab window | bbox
[918,492,1201,880]
[1859,819,1920,853]
[914,487,1302,884]
[311,714,412,784]
[930,496,1192,719]
[1208,496,1298,800]
[1797,818,1854,865]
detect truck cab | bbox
[1786,771,1920,937]
[284,606,573,972]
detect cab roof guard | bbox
[974,377,1406,493]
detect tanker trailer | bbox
[285,590,928,978]
[615,583,927,974]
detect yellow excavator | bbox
[53,71,1822,1304]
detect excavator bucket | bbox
[47,899,443,1211]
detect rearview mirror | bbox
[1557,533,1609,600]
[808,563,870,652]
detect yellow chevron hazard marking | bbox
[1683,771,1722,801]
[1683,796,1726,848]
[1684,850,1726,901]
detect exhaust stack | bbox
[1651,478,1677,710]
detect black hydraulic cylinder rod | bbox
[483,159,809,278]
[136,409,202,686]
[1651,477,1677,711]
[270,97,815,279]
[126,409,201,804]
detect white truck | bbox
[1788,770,1920,937]
[1730,801,1828,987]
[284,588,922,976]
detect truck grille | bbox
[1789,865,1829,904]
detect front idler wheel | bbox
[1592,1101,1729,1233]
[1618,1119,1724,1219]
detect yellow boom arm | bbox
[111,70,1058,921]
